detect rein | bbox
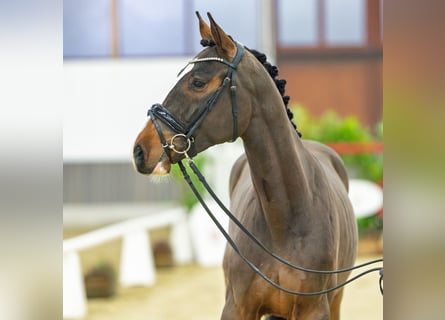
[177,157,383,296]
[146,41,383,296]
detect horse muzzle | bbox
[132,144,171,176]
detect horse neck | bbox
[240,91,313,236]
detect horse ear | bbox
[207,12,237,60]
[196,11,213,42]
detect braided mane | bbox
[200,39,302,137]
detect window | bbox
[277,0,368,48]
[63,0,112,57]
[63,0,258,58]
[278,0,318,46]
[118,0,186,56]
[325,0,366,45]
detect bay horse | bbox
[133,12,358,320]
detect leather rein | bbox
[146,42,384,296]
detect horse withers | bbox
[133,12,357,320]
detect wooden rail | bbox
[327,141,383,155]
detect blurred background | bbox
[63,1,383,319]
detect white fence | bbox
[63,206,192,319]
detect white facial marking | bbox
[153,160,169,176]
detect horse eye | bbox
[191,79,206,89]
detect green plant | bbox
[293,106,383,182]
[171,153,209,212]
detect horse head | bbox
[133,12,257,175]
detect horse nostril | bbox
[133,144,145,163]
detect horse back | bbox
[302,139,350,191]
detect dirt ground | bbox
[80,254,382,320]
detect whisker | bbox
[148,173,172,184]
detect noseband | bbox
[148,41,245,161]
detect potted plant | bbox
[84,261,116,298]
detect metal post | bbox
[258,0,276,64]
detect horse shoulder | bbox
[302,140,350,191]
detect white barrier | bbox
[63,206,191,319]
[63,251,87,319]
[348,179,383,218]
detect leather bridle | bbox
[144,40,384,296]
[147,41,245,162]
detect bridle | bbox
[145,41,384,296]
[148,41,245,162]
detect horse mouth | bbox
[133,147,171,176]
[152,155,171,176]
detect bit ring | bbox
[169,134,192,154]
